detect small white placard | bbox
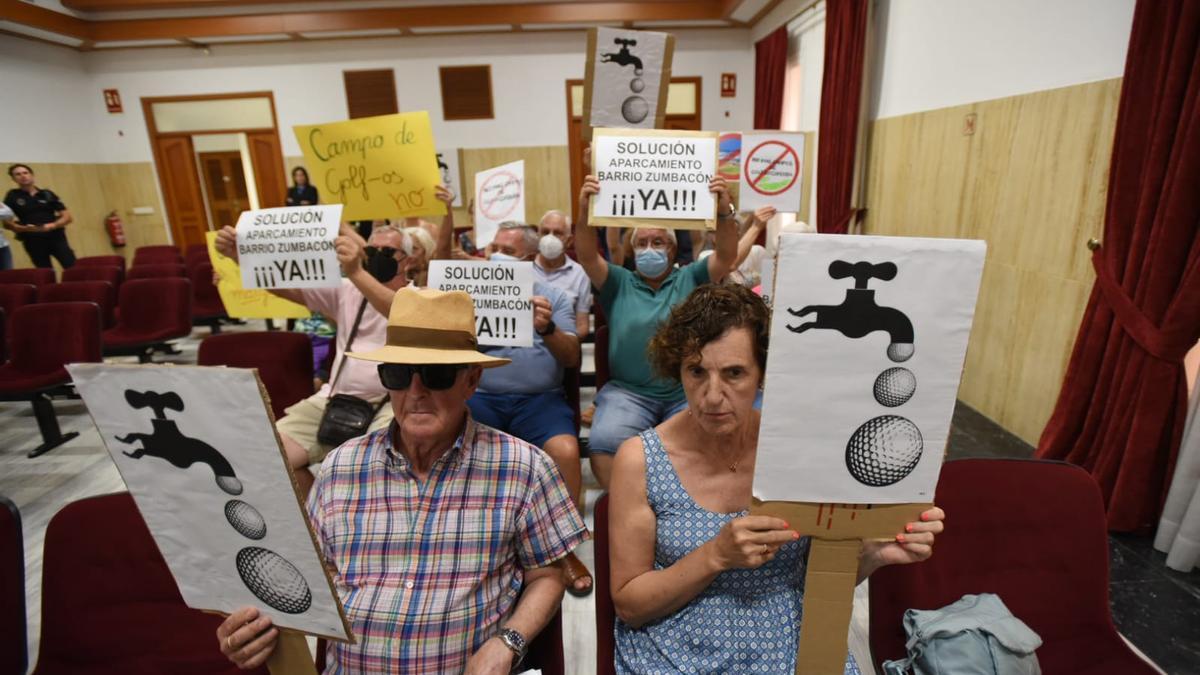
[473,160,526,248]
[427,260,535,348]
[236,205,342,289]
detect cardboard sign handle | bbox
[795,539,861,675]
[267,630,318,675]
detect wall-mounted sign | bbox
[721,73,737,98]
[103,89,123,113]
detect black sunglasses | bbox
[365,246,406,259]
[377,363,466,391]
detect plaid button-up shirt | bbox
[307,415,587,674]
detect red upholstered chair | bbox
[184,244,209,269]
[594,493,616,675]
[126,263,187,281]
[132,246,183,266]
[75,255,125,272]
[1,495,26,675]
[0,302,102,457]
[868,459,1159,674]
[31,493,268,675]
[62,264,123,290]
[0,283,36,323]
[189,262,227,332]
[197,332,313,419]
[0,268,54,287]
[103,278,192,362]
[39,281,117,329]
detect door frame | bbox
[197,150,250,231]
[142,91,285,250]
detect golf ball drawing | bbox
[873,367,917,407]
[887,342,914,363]
[630,77,645,93]
[845,415,923,487]
[622,96,649,123]
[236,547,312,614]
[225,500,267,540]
[215,475,244,496]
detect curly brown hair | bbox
[648,283,770,383]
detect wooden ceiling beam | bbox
[0,0,89,38]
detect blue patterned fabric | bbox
[614,428,860,674]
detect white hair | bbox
[370,224,413,256]
[539,209,571,228]
[402,226,435,258]
[497,221,539,254]
[630,227,677,247]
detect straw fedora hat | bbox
[346,287,510,368]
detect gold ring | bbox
[761,545,769,555]
[227,635,235,650]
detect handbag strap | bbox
[328,297,370,394]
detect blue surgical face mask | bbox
[490,252,520,263]
[635,247,670,278]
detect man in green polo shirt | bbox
[574,173,738,488]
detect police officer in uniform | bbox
[4,164,76,269]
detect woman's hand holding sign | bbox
[857,506,946,581]
[706,515,800,571]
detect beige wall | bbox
[862,78,1121,444]
[3,161,170,269]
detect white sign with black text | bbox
[236,205,342,289]
[427,260,534,348]
[739,132,805,213]
[755,234,986,504]
[590,129,717,223]
[473,160,526,249]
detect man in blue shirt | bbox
[470,221,592,596]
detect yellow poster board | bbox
[294,111,445,222]
[206,232,310,319]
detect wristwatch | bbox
[497,627,528,670]
[536,319,557,337]
[718,201,737,220]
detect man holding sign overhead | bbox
[574,164,739,489]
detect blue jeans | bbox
[588,382,689,455]
[468,390,576,449]
[0,246,11,271]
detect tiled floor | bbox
[1,322,1197,674]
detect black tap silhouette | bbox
[787,260,915,362]
[114,390,244,495]
[600,38,644,70]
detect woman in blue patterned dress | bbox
[608,283,945,674]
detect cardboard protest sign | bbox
[205,232,310,319]
[294,111,444,221]
[582,27,674,139]
[67,364,351,641]
[755,233,986,504]
[437,148,464,207]
[589,128,718,230]
[427,260,534,348]
[739,132,805,213]
[473,160,526,248]
[235,205,341,290]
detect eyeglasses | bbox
[377,363,466,391]
[365,246,407,260]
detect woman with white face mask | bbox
[570,173,740,489]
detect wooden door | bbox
[199,151,249,230]
[153,136,210,249]
[566,77,702,217]
[246,131,288,208]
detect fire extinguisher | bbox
[105,210,126,248]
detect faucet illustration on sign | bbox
[786,260,915,362]
[114,390,244,495]
[600,38,644,70]
[600,37,650,124]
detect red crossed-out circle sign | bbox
[479,171,522,220]
[745,140,800,196]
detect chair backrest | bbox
[0,284,36,320]
[0,268,54,287]
[594,493,616,675]
[197,332,313,419]
[0,496,25,675]
[32,493,266,675]
[38,282,116,329]
[184,245,210,269]
[594,325,610,390]
[62,265,122,288]
[74,255,126,272]
[126,263,187,281]
[868,459,1142,674]
[132,247,183,267]
[114,278,192,338]
[7,302,101,378]
[189,262,226,316]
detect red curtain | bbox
[754,26,788,130]
[816,0,869,234]
[1037,0,1200,533]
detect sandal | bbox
[560,552,593,598]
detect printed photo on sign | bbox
[427,260,534,348]
[236,205,342,290]
[739,132,805,213]
[718,132,741,207]
[590,129,717,226]
[754,234,986,504]
[437,148,464,208]
[584,27,673,133]
[67,364,350,641]
[474,160,526,248]
[294,111,444,221]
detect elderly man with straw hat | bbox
[217,288,588,675]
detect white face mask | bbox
[538,234,565,260]
[489,252,520,263]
